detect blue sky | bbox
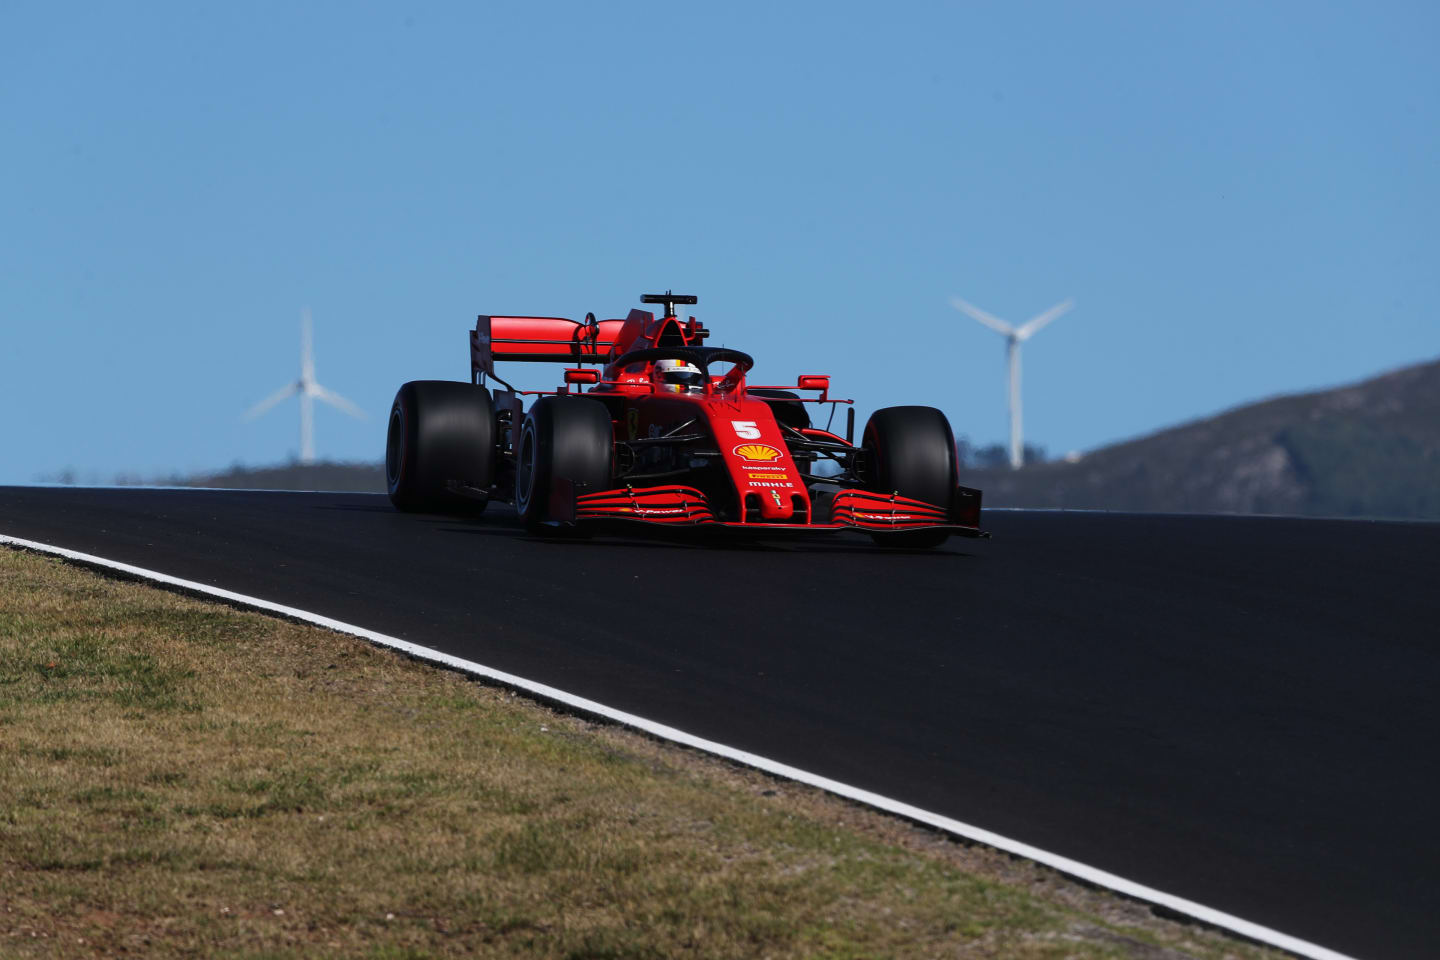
[3,1,1436,481]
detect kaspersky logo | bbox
[733,443,783,462]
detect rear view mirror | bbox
[564,368,600,385]
[797,375,830,392]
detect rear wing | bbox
[470,315,630,382]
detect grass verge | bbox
[0,546,1284,959]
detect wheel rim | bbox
[515,421,537,514]
[385,405,405,491]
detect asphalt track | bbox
[2,487,1437,958]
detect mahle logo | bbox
[733,443,783,462]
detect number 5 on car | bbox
[731,420,761,439]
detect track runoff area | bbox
[4,488,1437,959]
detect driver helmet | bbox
[653,358,705,394]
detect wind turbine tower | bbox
[241,309,366,464]
[949,296,1074,470]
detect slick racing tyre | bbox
[386,380,495,514]
[861,405,957,549]
[515,396,613,535]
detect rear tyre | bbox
[515,397,613,535]
[861,405,956,549]
[386,380,495,514]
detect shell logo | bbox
[733,443,783,462]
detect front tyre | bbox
[515,397,613,534]
[861,405,957,549]
[386,380,495,514]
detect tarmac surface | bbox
[3,486,1438,959]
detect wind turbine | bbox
[241,308,365,464]
[949,296,1073,470]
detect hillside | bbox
[966,357,1440,520]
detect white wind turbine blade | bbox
[312,384,367,420]
[949,296,1015,336]
[240,381,300,421]
[1015,298,1074,341]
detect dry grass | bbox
[0,546,1286,959]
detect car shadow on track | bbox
[318,501,982,558]
[431,522,981,558]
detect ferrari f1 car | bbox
[385,292,985,548]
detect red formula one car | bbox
[385,292,985,548]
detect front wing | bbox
[549,481,987,538]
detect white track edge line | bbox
[0,533,1358,960]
